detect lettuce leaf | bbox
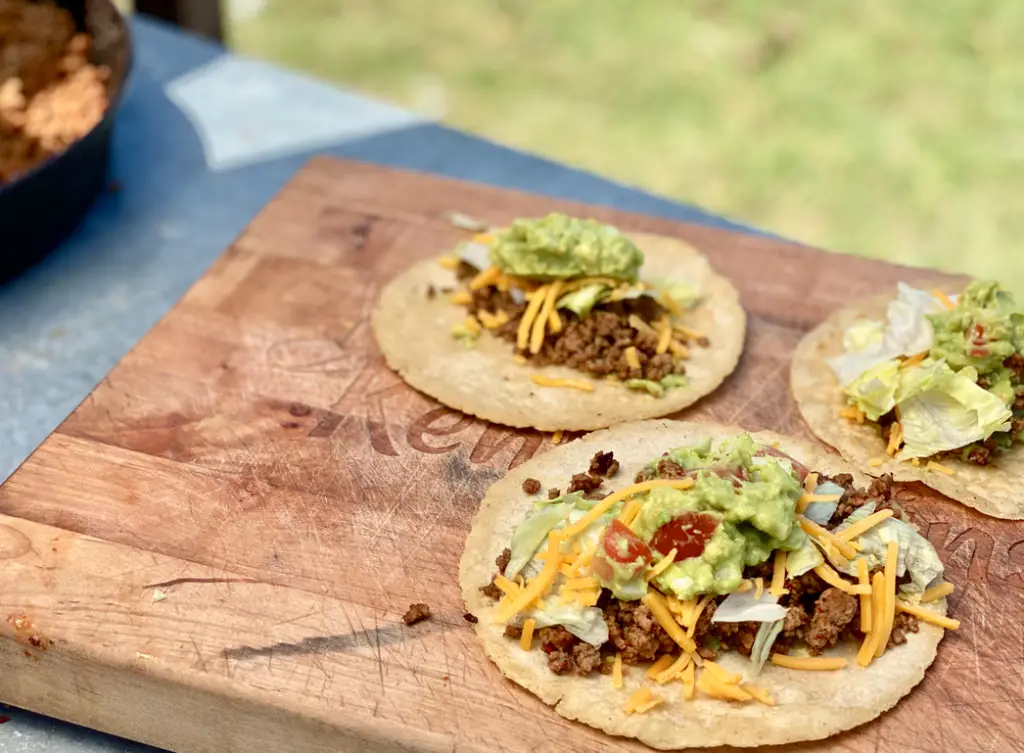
[802,480,843,525]
[625,374,690,397]
[750,619,784,676]
[828,283,944,386]
[556,284,610,317]
[504,502,575,579]
[897,364,1012,459]
[785,532,824,577]
[844,358,900,420]
[834,502,944,593]
[711,590,787,623]
[844,318,885,353]
[526,603,610,646]
[456,241,492,270]
[661,280,702,309]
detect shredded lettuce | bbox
[786,532,825,577]
[504,502,575,579]
[750,619,784,676]
[661,280,703,309]
[456,241,492,270]
[711,590,787,623]
[828,283,944,386]
[557,284,609,317]
[450,322,479,348]
[624,374,689,397]
[844,318,885,353]
[525,603,609,646]
[834,502,944,593]
[802,480,843,525]
[896,362,1012,459]
[844,358,900,420]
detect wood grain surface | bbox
[0,157,1020,753]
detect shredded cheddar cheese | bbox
[623,687,663,714]
[659,290,683,317]
[473,232,494,244]
[561,478,694,539]
[901,351,927,369]
[813,563,871,596]
[674,324,705,340]
[492,575,520,596]
[624,346,642,371]
[868,457,884,468]
[520,618,536,651]
[563,576,600,591]
[753,577,764,599]
[655,653,691,685]
[839,405,866,423]
[612,653,624,689]
[921,581,955,603]
[857,558,872,633]
[642,591,698,653]
[874,540,899,658]
[770,654,847,671]
[769,550,788,596]
[697,671,752,701]
[743,683,776,706]
[646,549,678,581]
[449,290,472,305]
[463,316,482,335]
[803,471,819,495]
[437,256,460,270]
[647,654,676,678]
[469,266,502,291]
[799,517,858,559]
[702,660,741,685]
[932,289,956,310]
[529,281,564,353]
[857,572,886,667]
[886,421,903,456]
[517,286,548,350]
[551,429,563,445]
[530,374,595,392]
[496,531,563,622]
[513,354,527,365]
[837,509,894,542]
[895,601,960,630]
[911,457,921,466]
[926,460,954,476]
[618,498,642,527]
[735,579,753,594]
[668,340,690,359]
[681,661,695,700]
[656,319,673,355]
[687,593,717,639]
[628,314,657,335]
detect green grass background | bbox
[181,2,1024,289]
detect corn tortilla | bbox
[460,419,948,749]
[791,289,1024,520]
[372,233,745,431]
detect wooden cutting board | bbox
[0,157,1020,753]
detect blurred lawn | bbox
[226,0,1023,290]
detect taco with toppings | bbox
[460,420,956,749]
[372,213,745,431]
[792,280,1024,520]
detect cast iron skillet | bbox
[0,0,133,283]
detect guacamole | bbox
[624,436,807,600]
[489,213,644,282]
[929,280,1024,376]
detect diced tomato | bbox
[592,520,651,581]
[602,520,651,565]
[754,446,809,482]
[649,512,720,560]
[970,348,989,358]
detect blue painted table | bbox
[0,17,767,753]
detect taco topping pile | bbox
[830,280,1024,467]
[437,213,707,396]
[479,436,957,711]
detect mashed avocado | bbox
[929,280,1024,376]
[489,213,644,282]
[628,435,807,600]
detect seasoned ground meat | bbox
[829,473,902,524]
[455,261,478,282]
[887,611,920,648]
[605,600,676,663]
[522,477,542,495]
[714,621,759,656]
[503,625,522,639]
[805,588,858,653]
[1005,353,1024,378]
[567,472,603,495]
[480,548,512,600]
[589,450,620,478]
[463,613,479,624]
[426,284,436,299]
[402,603,431,625]
[547,487,561,499]
[782,604,810,636]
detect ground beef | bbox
[829,473,902,524]
[589,450,620,478]
[887,611,920,648]
[463,613,478,624]
[805,588,858,653]
[480,548,512,600]
[402,603,431,625]
[966,444,994,466]
[504,625,522,640]
[1005,353,1024,378]
[547,487,561,499]
[426,284,436,299]
[605,600,676,663]
[455,261,478,282]
[567,472,603,495]
[782,603,810,636]
[522,477,541,495]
